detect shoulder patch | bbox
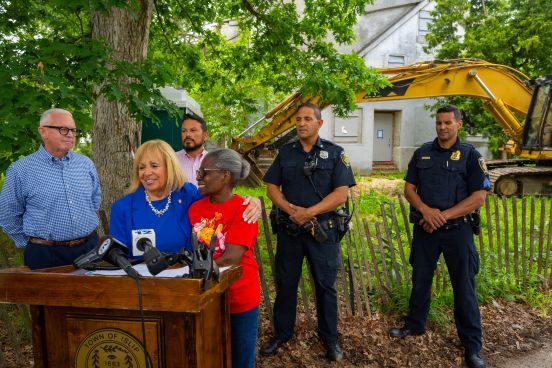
[478,157,489,176]
[340,151,351,168]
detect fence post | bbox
[512,196,519,285]
[390,203,410,284]
[529,197,537,275]
[254,240,274,326]
[502,196,510,277]
[363,219,388,305]
[484,195,495,274]
[259,197,277,285]
[544,201,552,285]
[522,196,528,286]
[398,194,412,246]
[537,197,546,275]
[350,188,374,291]
[375,223,393,293]
[380,203,402,286]
[494,195,503,272]
[345,232,363,316]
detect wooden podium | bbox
[0,265,241,368]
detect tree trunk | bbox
[91,1,153,230]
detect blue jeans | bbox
[231,305,259,368]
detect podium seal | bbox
[75,328,149,368]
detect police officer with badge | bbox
[389,105,490,368]
[260,102,355,362]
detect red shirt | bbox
[188,194,260,314]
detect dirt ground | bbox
[3,299,550,367]
[255,300,552,368]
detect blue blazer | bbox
[109,183,201,257]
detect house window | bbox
[418,10,432,43]
[387,55,405,67]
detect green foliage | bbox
[148,0,386,137]
[424,0,552,156]
[1,0,386,166]
[427,0,552,75]
[0,0,179,171]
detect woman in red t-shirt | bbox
[188,149,260,368]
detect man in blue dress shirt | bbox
[0,108,101,269]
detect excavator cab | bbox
[522,76,552,149]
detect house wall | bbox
[321,0,492,171]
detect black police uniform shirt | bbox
[263,137,356,220]
[405,138,491,210]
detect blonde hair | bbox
[128,139,186,193]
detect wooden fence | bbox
[1,194,552,364]
[255,193,552,326]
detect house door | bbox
[373,112,393,161]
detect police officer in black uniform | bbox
[259,102,355,362]
[389,105,490,368]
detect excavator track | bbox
[489,165,552,196]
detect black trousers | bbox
[24,234,98,270]
[272,229,340,345]
[406,221,482,353]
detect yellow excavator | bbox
[231,59,552,196]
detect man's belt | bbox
[28,231,97,247]
[445,216,469,225]
[438,216,468,231]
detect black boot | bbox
[465,351,486,368]
[325,342,344,362]
[259,337,287,356]
[388,326,425,338]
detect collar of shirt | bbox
[183,149,207,160]
[292,136,324,152]
[432,137,461,152]
[37,145,73,165]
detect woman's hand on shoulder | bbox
[242,196,261,224]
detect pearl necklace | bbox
[145,190,172,217]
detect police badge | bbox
[450,150,461,160]
[319,150,329,159]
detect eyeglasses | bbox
[196,168,224,178]
[43,125,81,136]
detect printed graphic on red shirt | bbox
[188,195,261,314]
[191,211,226,258]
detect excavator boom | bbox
[232,59,552,195]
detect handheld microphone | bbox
[97,236,140,279]
[136,238,169,276]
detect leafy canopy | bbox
[424,0,552,156]
[0,0,387,170]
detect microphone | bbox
[73,246,101,269]
[131,229,155,256]
[97,236,140,279]
[136,238,169,276]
